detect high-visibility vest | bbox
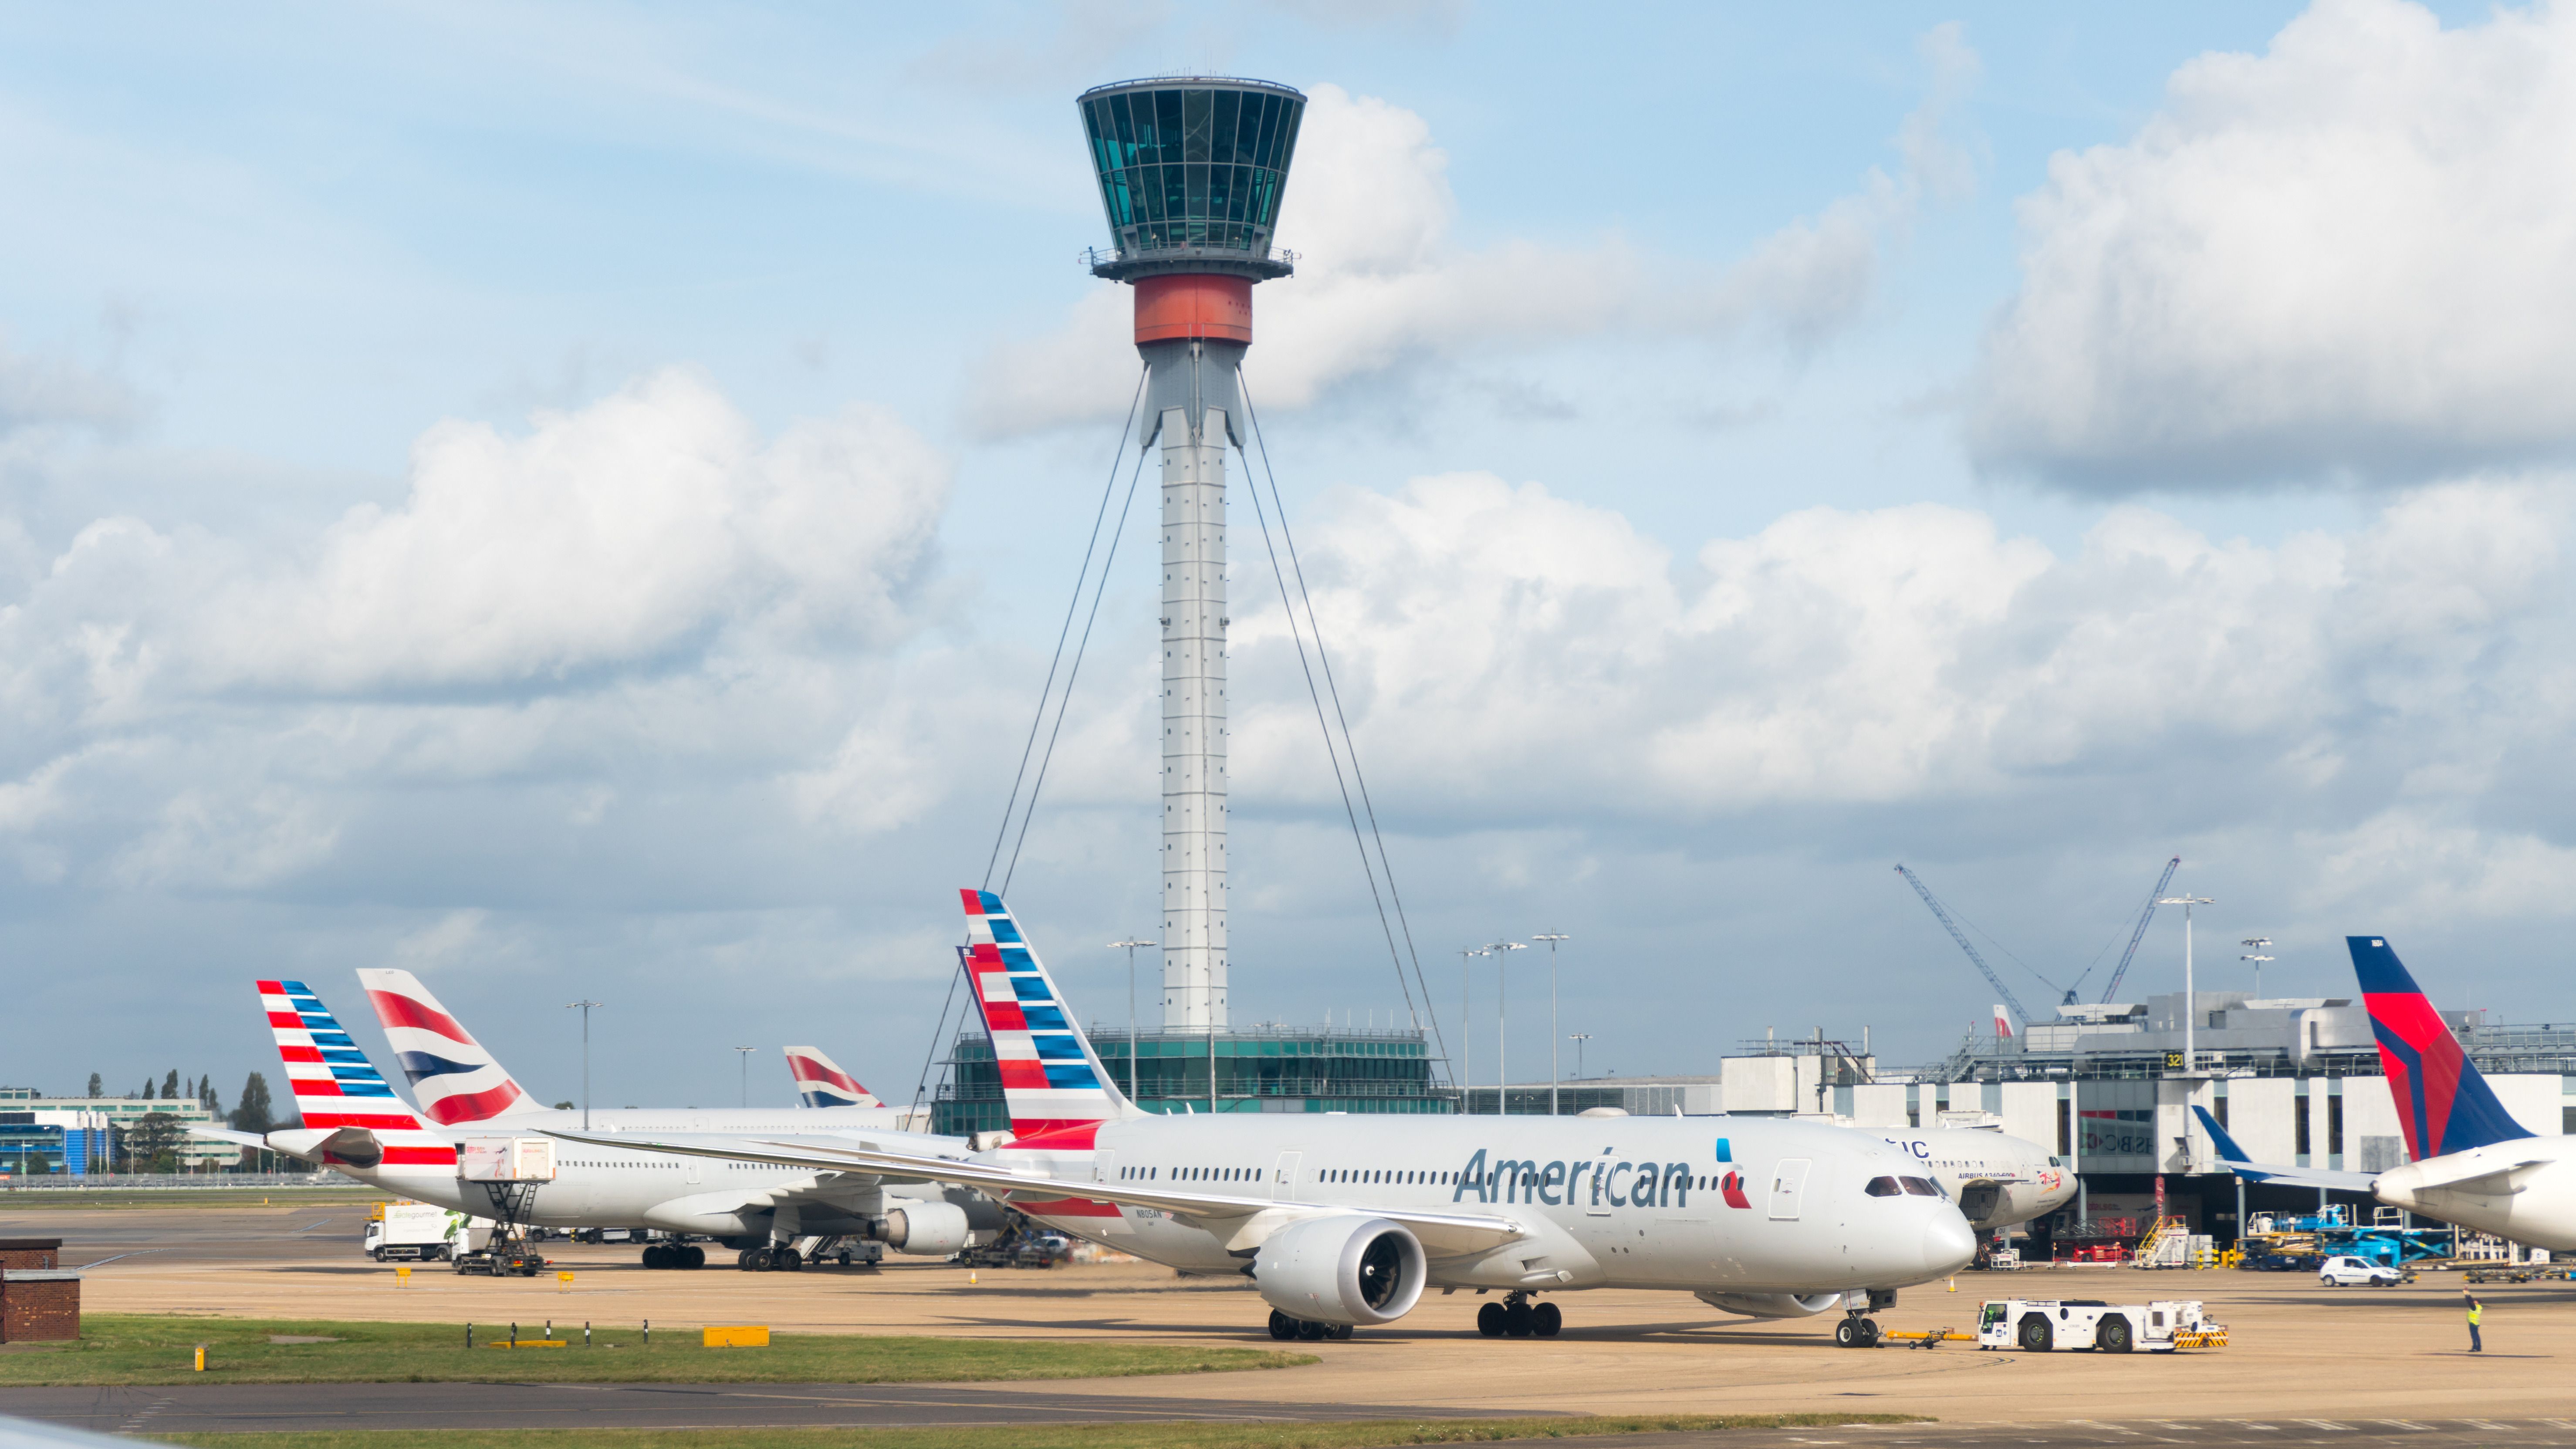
[2468,1304,2483,1324]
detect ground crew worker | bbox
[2465,1293,2483,1353]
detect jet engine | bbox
[1694,1290,1844,1319]
[1251,1216,1426,1327]
[876,1202,971,1256]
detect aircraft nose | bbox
[1921,1210,1976,1276]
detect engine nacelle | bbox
[876,1201,971,1256]
[1695,1290,1844,1319]
[1251,1216,1427,1327]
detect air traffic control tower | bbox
[1079,77,1305,1035]
[937,80,1453,1131]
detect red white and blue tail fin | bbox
[960,888,1142,1140]
[355,968,545,1126]
[2350,936,2534,1160]
[258,980,455,1167]
[784,1046,882,1109]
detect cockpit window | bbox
[1900,1176,1943,1196]
[1865,1175,1902,1197]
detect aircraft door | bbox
[1957,1181,2002,1225]
[1272,1151,1302,1202]
[1768,1159,1810,1220]
[685,1159,701,1186]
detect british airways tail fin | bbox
[256,980,456,1169]
[355,969,546,1125]
[2350,936,2532,1160]
[783,1046,882,1109]
[959,888,1143,1141]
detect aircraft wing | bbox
[544,1129,1530,1257]
[2191,1107,2378,1190]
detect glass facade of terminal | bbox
[1080,82,1303,258]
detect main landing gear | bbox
[642,1243,706,1270]
[1833,1313,1882,1348]
[739,1245,805,1271]
[1475,1292,1563,1338]
[1268,1310,1353,1341]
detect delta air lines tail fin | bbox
[783,1046,882,1108]
[959,888,1143,1141]
[355,968,546,1125]
[2350,935,2533,1160]
[257,980,455,1168]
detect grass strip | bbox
[3,1315,1308,1387]
[154,1415,1932,1449]
[0,1188,379,1209]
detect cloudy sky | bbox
[7,0,2572,1112]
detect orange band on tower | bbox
[1133,274,1253,344]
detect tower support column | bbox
[1152,338,1241,1030]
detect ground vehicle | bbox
[2319,1254,2403,1287]
[1976,1298,2226,1353]
[363,1202,467,1262]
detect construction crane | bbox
[2098,855,2182,1003]
[1894,864,2038,1028]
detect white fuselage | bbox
[1876,1128,2076,1229]
[325,1119,965,1240]
[2371,1136,2576,1253]
[995,1113,1974,1295]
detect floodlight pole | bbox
[734,1047,757,1108]
[2158,895,2214,1072]
[1109,938,1155,1098]
[1487,942,1526,1115]
[1568,1033,1592,1081]
[1534,933,1569,1115]
[1457,948,1498,1113]
[2241,937,2273,999]
[565,1000,604,1131]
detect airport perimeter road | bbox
[2,1381,1491,1435]
[24,1211,2576,1425]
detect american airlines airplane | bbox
[198,979,995,1269]
[2197,936,2576,1253]
[556,890,1976,1344]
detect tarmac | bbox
[8,1203,2576,1438]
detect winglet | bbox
[2192,1105,2252,1164]
[2349,936,2533,1159]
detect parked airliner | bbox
[554,890,1975,1344]
[1877,1128,2073,1233]
[196,980,994,1269]
[2197,936,2576,1253]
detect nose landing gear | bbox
[1833,1314,1882,1348]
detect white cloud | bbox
[195,368,950,692]
[1971,0,2576,490]
[977,32,1981,433]
[0,333,138,435]
[1223,469,2576,935]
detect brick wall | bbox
[0,1240,63,1270]
[0,1270,81,1341]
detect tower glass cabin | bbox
[1078,79,1303,280]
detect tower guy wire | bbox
[982,362,1148,892]
[1236,365,1446,1066]
[1000,439,1154,898]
